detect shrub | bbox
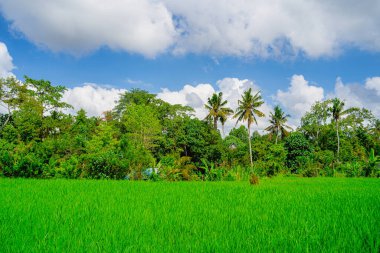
[249,174,259,185]
[364,149,380,177]
[223,170,236,181]
[57,156,81,179]
[81,151,130,179]
[323,166,335,177]
[337,162,364,177]
[159,156,175,168]
[200,159,225,181]
[315,150,335,167]
[284,132,313,173]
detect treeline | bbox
[0,77,379,180]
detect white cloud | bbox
[157,78,271,134]
[274,75,324,125]
[333,77,380,118]
[274,75,380,126]
[0,42,14,114]
[0,0,176,58]
[157,83,215,120]
[0,42,14,78]
[62,84,126,116]
[365,77,380,96]
[1,1,380,58]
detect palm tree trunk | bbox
[213,117,218,130]
[222,123,225,138]
[275,125,279,144]
[248,122,253,167]
[336,120,340,158]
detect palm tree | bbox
[219,108,233,137]
[234,88,265,167]
[265,105,292,144]
[328,98,353,158]
[205,92,233,130]
[219,115,227,137]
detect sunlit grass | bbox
[0,178,379,252]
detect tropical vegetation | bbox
[1,76,380,180]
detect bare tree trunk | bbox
[248,122,253,168]
[316,130,319,145]
[0,105,11,132]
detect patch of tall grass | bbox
[0,178,379,252]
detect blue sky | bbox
[0,0,379,130]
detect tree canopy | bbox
[0,77,379,180]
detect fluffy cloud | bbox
[0,0,176,57]
[365,77,380,96]
[275,75,380,126]
[158,83,215,119]
[0,42,14,114]
[333,78,380,118]
[1,1,380,58]
[158,78,271,134]
[0,42,14,77]
[274,75,324,125]
[62,84,126,116]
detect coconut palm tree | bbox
[219,108,233,137]
[205,92,233,130]
[265,105,292,144]
[328,98,353,158]
[234,88,265,167]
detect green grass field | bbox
[0,178,379,252]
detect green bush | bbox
[56,156,81,179]
[364,149,380,177]
[284,132,313,173]
[315,150,334,167]
[323,166,335,177]
[337,162,364,177]
[223,170,237,181]
[82,151,130,179]
[15,152,44,177]
[159,156,176,168]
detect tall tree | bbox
[300,100,331,144]
[113,89,156,119]
[219,115,228,137]
[219,106,234,137]
[0,77,28,132]
[265,105,292,144]
[328,98,353,158]
[234,88,265,167]
[205,92,233,130]
[122,104,161,150]
[24,76,72,114]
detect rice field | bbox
[0,177,379,252]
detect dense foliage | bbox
[1,76,379,180]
